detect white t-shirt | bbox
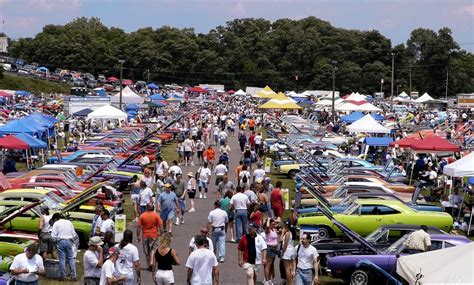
[198,167,212,183]
[208,208,228,227]
[99,259,116,285]
[254,234,268,265]
[100,219,115,234]
[254,135,262,145]
[296,245,319,270]
[183,139,194,152]
[214,164,228,176]
[186,248,218,285]
[218,131,227,140]
[155,161,169,175]
[140,156,150,166]
[253,169,266,181]
[169,165,182,176]
[188,237,214,253]
[10,253,44,282]
[83,250,101,278]
[230,192,249,210]
[116,243,139,277]
[139,187,154,206]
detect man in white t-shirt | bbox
[155,156,169,180]
[293,233,319,285]
[139,181,154,214]
[218,130,228,146]
[100,246,126,285]
[168,160,183,177]
[116,230,141,285]
[10,243,45,284]
[188,227,214,254]
[198,162,212,199]
[252,163,266,183]
[100,210,115,236]
[183,136,195,166]
[207,200,229,263]
[83,236,104,284]
[213,162,228,186]
[139,154,150,168]
[186,235,219,285]
[230,187,250,241]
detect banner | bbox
[264,157,272,173]
[114,214,126,243]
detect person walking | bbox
[204,145,216,170]
[220,190,236,242]
[10,243,45,285]
[100,246,126,285]
[139,181,154,214]
[116,229,141,285]
[230,186,250,242]
[293,233,320,285]
[207,200,229,263]
[38,205,56,260]
[238,131,247,152]
[99,209,115,237]
[238,223,268,285]
[91,206,105,237]
[197,162,212,199]
[271,181,285,220]
[216,175,235,200]
[186,235,219,285]
[214,160,228,187]
[83,236,104,285]
[188,227,214,254]
[262,219,279,285]
[187,172,197,212]
[281,220,296,285]
[155,156,169,182]
[137,203,164,271]
[173,173,187,225]
[150,233,180,285]
[157,183,179,235]
[51,213,78,281]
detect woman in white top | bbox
[281,220,295,285]
[187,172,197,213]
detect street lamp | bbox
[118,60,125,110]
[331,60,337,124]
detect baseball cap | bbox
[248,222,258,229]
[164,183,172,188]
[88,236,104,246]
[108,246,121,256]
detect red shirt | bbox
[250,211,262,227]
[271,188,284,208]
[138,211,163,238]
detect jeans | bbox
[211,229,226,260]
[57,239,76,278]
[235,209,248,240]
[295,268,313,285]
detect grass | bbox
[0,73,72,94]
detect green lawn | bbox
[0,73,71,94]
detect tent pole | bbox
[25,148,29,170]
[456,180,466,221]
[468,205,473,235]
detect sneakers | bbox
[189,208,196,213]
[174,218,180,226]
[199,193,203,199]
[231,238,236,243]
[204,194,207,199]
[191,162,195,166]
[181,218,185,224]
[219,258,224,263]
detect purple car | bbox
[326,234,471,284]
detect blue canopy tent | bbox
[148,83,159,90]
[0,119,44,135]
[73,108,94,117]
[468,177,474,186]
[125,104,139,111]
[364,137,394,147]
[14,133,47,148]
[24,113,58,138]
[15,90,31,96]
[93,88,106,97]
[37,66,49,72]
[341,111,364,123]
[151,100,168,107]
[371,113,385,121]
[149,94,165,100]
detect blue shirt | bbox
[159,191,178,210]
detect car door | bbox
[376,205,402,225]
[357,205,385,236]
[7,210,40,233]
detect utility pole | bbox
[390,52,395,111]
[445,69,449,101]
[118,60,124,110]
[409,65,412,98]
[147,69,150,83]
[397,84,402,96]
[331,60,337,124]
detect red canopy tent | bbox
[389,137,420,148]
[0,91,12,98]
[107,76,119,82]
[189,86,207,93]
[122,79,133,86]
[0,173,12,190]
[0,135,29,149]
[409,136,461,152]
[227,90,235,94]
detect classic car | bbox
[297,199,453,239]
[9,175,86,191]
[315,175,415,193]
[326,234,471,284]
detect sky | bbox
[1,0,473,52]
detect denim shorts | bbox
[160,208,175,221]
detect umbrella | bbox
[150,94,165,100]
[122,79,133,86]
[189,86,207,93]
[15,90,31,96]
[148,83,159,90]
[228,90,235,94]
[107,76,119,82]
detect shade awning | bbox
[73,108,94,117]
[409,136,461,152]
[443,152,474,177]
[14,133,48,149]
[364,137,394,146]
[0,135,29,149]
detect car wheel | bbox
[350,269,370,285]
[317,227,331,239]
[288,170,299,179]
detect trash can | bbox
[44,259,61,279]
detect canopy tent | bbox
[234,89,246,96]
[93,88,106,97]
[341,111,364,123]
[398,91,409,98]
[344,92,367,101]
[107,76,119,82]
[294,98,314,106]
[15,90,31,96]
[125,104,139,111]
[14,133,47,149]
[254,86,277,99]
[150,100,168,107]
[364,137,393,146]
[0,135,29,149]
[87,105,128,121]
[0,119,44,135]
[414,92,434,103]
[149,94,166,100]
[336,100,382,112]
[0,91,12,98]
[258,92,301,109]
[227,90,235,94]
[396,242,474,285]
[111,86,144,105]
[72,108,94,117]
[443,152,474,177]
[25,113,58,128]
[389,137,420,148]
[347,114,391,134]
[371,113,385,120]
[122,79,133,86]
[189,86,207,93]
[409,136,461,152]
[147,83,159,90]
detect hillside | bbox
[0,73,71,94]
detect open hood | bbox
[62,181,108,213]
[0,200,42,226]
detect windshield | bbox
[365,227,387,243]
[331,185,347,198]
[337,195,357,206]
[343,202,360,215]
[381,234,409,254]
[57,185,75,197]
[43,192,64,210]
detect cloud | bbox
[16,16,40,29]
[25,0,82,11]
[454,4,474,17]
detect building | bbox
[457,93,474,109]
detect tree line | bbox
[9,17,474,97]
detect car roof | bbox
[344,181,385,187]
[1,189,51,195]
[354,199,403,206]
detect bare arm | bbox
[213,266,219,285]
[133,260,141,282]
[282,231,290,252]
[187,268,193,284]
[171,249,181,266]
[238,250,244,267]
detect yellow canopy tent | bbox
[258,92,302,109]
[255,85,277,99]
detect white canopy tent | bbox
[234,89,246,96]
[111,86,144,105]
[396,242,474,284]
[347,114,391,133]
[87,105,128,129]
[414,92,434,103]
[345,92,367,101]
[443,152,474,177]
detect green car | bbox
[298,199,453,239]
